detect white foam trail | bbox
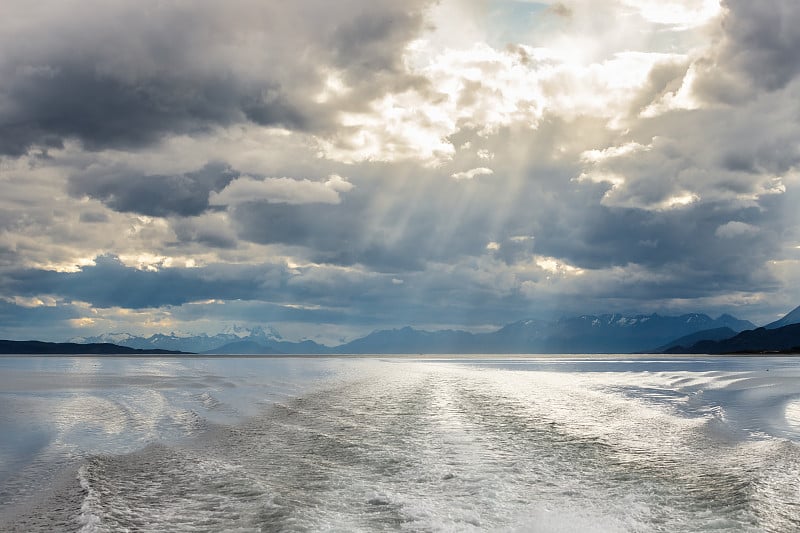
[77,464,101,533]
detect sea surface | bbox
[1,355,799,532]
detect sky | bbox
[1,0,800,344]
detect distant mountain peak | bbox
[70,332,136,344]
[219,324,282,340]
[167,331,194,338]
[765,305,800,329]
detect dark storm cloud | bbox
[232,200,434,272]
[68,162,237,217]
[171,299,353,326]
[504,116,793,301]
[719,0,800,91]
[223,106,788,303]
[78,211,110,224]
[330,7,423,75]
[1,255,288,309]
[0,254,410,321]
[692,0,800,103]
[0,246,19,268]
[233,202,358,250]
[537,200,779,288]
[229,173,505,272]
[317,114,792,305]
[489,236,536,265]
[0,0,431,155]
[599,64,800,214]
[465,143,788,302]
[169,218,238,250]
[0,66,305,156]
[0,299,82,327]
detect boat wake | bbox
[1,357,799,531]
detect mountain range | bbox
[69,311,768,355]
[659,305,800,354]
[664,323,800,354]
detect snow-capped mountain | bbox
[70,332,138,345]
[75,325,285,353]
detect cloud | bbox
[715,221,760,238]
[0,0,431,156]
[621,0,721,28]
[210,175,354,206]
[68,162,237,217]
[0,58,306,157]
[1,255,286,309]
[1,0,800,340]
[714,0,800,92]
[226,165,522,272]
[78,212,110,224]
[548,3,573,18]
[170,214,238,249]
[451,167,494,180]
[681,0,800,106]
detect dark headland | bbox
[0,339,190,355]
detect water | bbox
[1,355,799,532]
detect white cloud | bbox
[319,40,675,165]
[715,221,760,239]
[621,0,722,29]
[640,63,704,117]
[534,255,585,276]
[580,142,649,163]
[210,175,354,206]
[306,0,719,171]
[3,295,59,308]
[656,192,701,210]
[451,167,494,180]
[576,170,625,188]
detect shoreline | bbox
[1,352,798,359]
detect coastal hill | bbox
[663,323,800,354]
[661,305,800,354]
[765,305,800,329]
[0,339,188,355]
[654,327,739,353]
